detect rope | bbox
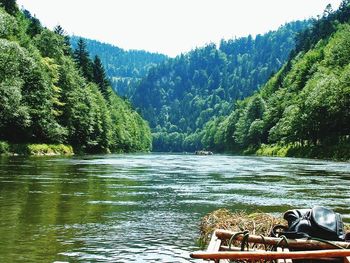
[240,232,250,251]
[273,235,289,251]
[228,230,249,250]
[260,234,268,251]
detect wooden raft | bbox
[190,229,350,263]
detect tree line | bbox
[131,20,309,151]
[70,36,167,97]
[201,0,350,156]
[0,0,152,153]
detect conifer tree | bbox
[0,0,18,15]
[22,10,42,37]
[93,55,110,99]
[54,25,71,55]
[73,38,93,81]
[53,25,65,36]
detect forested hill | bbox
[0,1,152,153]
[131,20,310,151]
[70,36,167,96]
[202,1,350,160]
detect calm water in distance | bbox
[0,154,349,262]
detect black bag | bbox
[282,206,345,241]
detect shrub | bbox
[0,141,9,154]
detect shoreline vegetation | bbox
[0,141,153,156]
[2,141,348,160]
[253,142,350,161]
[127,2,350,159]
[0,141,74,156]
[1,137,348,161]
[0,4,152,155]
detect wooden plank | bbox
[190,249,350,260]
[215,229,350,250]
[220,245,251,251]
[277,247,286,263]
[283,248,293,263]
[207,232,222,252]
[207,232,222,263]
[221,245,293,262]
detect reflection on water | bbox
[0,154,349,262]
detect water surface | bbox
[0,154,349,262]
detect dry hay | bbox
[198,209,350,263]
[199,209,286,263]
[199,209,285,245]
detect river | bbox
[0,154,349,262]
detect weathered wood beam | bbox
[190,249,350,260]
[215,229,350,250]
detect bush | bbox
[9,143,74,156]
[256,142,350,161]
[0,141,9,154]
[27,144,74,155]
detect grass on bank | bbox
[0,141,10,154]
[255,142,350,161]
[0,141,74,156]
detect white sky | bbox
[16,0,342,57]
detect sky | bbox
[16,0,342,57]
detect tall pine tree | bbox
[53,25,72,56]
[73,38,93,81]
[0,0,18,15]
[93,55,109,99]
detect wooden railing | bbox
[190,229,350,263]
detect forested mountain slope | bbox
[70,36,167,96]
[0,1,152,153]
[203,1,350,160]
[131,20,310,151]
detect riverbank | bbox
[252,142,350,161]
[0,141,74,156]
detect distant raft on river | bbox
[195,150,213,155]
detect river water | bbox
[0,154,349,262]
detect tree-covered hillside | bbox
[131,20,310,151]
[0,0,152,153]
[202,1,350,159]
[70,36,167,97]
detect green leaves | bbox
[0,78,30,130]
[0,38,65,142]
[210,13,350,153]
[324,24,350,67]
[34,29,65,60]
[0,7,17,38]
[0,0,18,15]
[73,38,94,82]
[130,20,309,152]
[0,8,152,153]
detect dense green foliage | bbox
[0,141,9,154]
[70,36,167,96]
[203,1,350,158]
[131,21,309,151]
[4,143,74,156]
[256,143,350,161]
[0,3,152,153]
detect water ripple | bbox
[0,154,349,262]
